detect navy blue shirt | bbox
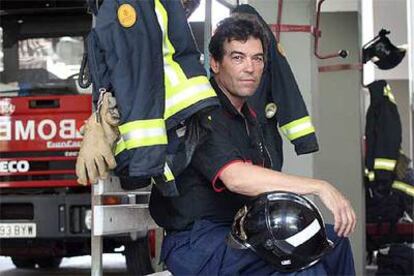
[149,78,271,231]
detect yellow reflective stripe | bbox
[368,172,375,181]
[383,84,396,104]
[392,181,414,197]
[119,119,165,134]
[164,76,216,119]
[154,0,215,119]
[123,136,167,149]
[164,64,180,87]
[364,169,375,181]
[280,116,315,141]
[374,158,397,171]
[154,0,186,88]
[164,163,174,182]
[114,138,126,156]
[118,119,167,149]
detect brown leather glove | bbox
[76,92,120,185]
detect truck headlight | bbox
[84,209,92,230]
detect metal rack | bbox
[91,176,157,276]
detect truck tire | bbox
[11,257,36,269]
[124,236,155,276]
[36,257,62,268]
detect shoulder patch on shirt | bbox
[117,4,137,28]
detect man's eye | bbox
[232,55,243,61]
[253,56,264,63]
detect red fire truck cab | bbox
[0,1,154,274]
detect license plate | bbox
[0,223,36,238]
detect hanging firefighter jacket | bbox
[232,5,319,171]
[365,80,402,195]
[86,0,219,195]
[365,81,414,225]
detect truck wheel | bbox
[11,257,36,269]
[36,257,62,268]
[124,236,155,276]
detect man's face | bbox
[211,37,264,100]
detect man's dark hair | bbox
[209,14,268,62]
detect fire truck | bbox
[0,1,155,274]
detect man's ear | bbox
[210,56,219,74]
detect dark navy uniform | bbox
[149,78,355,275]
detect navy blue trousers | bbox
[161,220,355,275]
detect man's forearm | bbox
[220,162,324,197]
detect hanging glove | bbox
[76,91,120,185]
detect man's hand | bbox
[316,181,357,237]
[76,93,120,185]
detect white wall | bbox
[321,0,358,12]
[388,80,411,156]
[316,11,365,276]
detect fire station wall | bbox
[388,80,412,158]
[315,11,365,275]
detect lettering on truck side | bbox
[0,119,82,141]
[0,160,30,173]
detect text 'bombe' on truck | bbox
[0,1,156,275]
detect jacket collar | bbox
[368,80,387,105]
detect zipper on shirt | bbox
[246,118,273,169]
[257,125,273,168]
[243,117,250,136]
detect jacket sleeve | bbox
[270,38,319,155]
[260,23,318,155]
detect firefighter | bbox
[149,14,356,275]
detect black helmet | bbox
[228,192,333,273]
[362,29,406,70]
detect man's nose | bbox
[243,58,255,73]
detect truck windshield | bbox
[0,27,91,97]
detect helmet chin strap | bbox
[226,232,250,250]
[227,205,250,249]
